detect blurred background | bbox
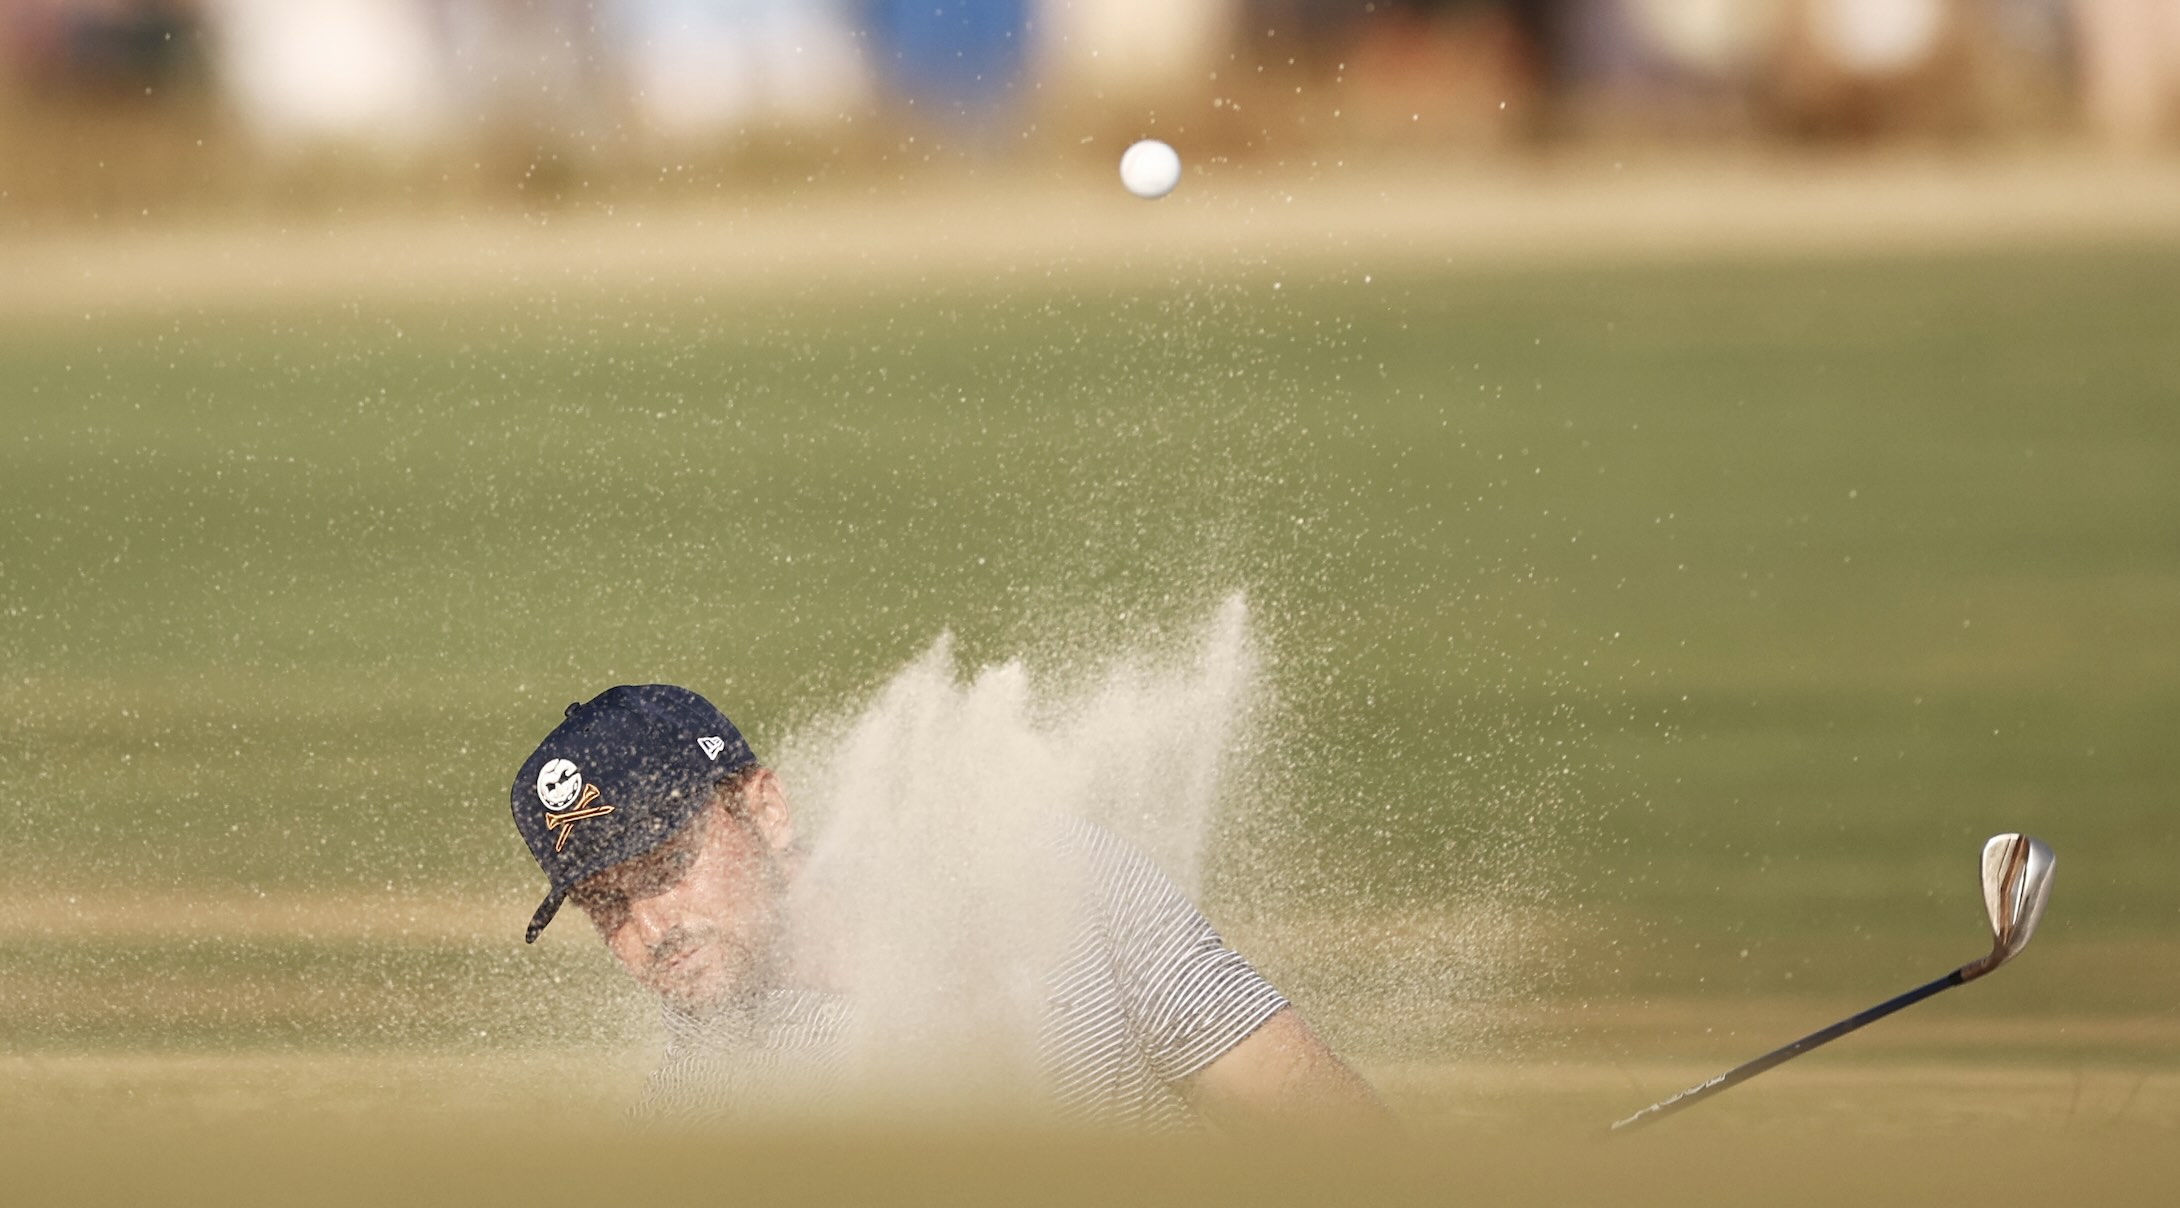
[3,0,2179,1173]
[1,0,2177,214]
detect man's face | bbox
[569,770,796,1016]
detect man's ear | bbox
[741,767,795,853]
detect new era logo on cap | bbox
[511,685,759,943]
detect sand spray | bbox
[772,593,1257,1107]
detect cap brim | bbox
[525,885,568,944]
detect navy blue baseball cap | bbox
[511,684,758,943]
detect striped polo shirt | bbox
[637,819,1289,1128]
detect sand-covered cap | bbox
[510,684,757,942]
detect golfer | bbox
[512,683,1387,1129]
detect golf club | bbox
[1610,832,2055,1133]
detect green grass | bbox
[3,242,2176,1053]
[0,933,641,1049]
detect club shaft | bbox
[1609,967,1967,1133]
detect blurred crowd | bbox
[4,1,2179,210]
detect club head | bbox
[1961,833,2055,981]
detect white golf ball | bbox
[1119,139,1181,200]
